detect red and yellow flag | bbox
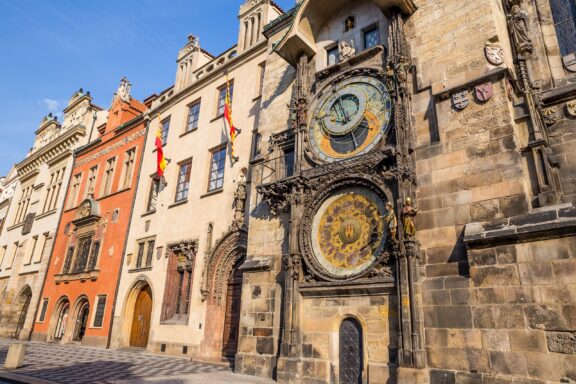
[224,75,238,158]
[155,113,167,178]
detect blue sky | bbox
[0,0,294,176]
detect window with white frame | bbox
[175,159,192,202]
[161,117,170,145]
[216,82,233,117]
[208,146,226,191]
[186,101,201,132]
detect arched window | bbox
[549,0,576,57]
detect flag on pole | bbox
[155,113,167,178]
[224,75,239,159]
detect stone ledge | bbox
[239,256,273,272]
[464,203,576,247]
[299,278,395,297]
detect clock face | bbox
[308,75,392,162]
[310,187,387,278]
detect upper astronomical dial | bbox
[308,75,392,163]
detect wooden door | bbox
[130,286,152,348]
[339,318,363,384]
[221,266,243,358]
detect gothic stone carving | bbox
[485,45,504,66]
[200,228,247,304]
[166,239,198,273]
[506,0,534,56]
[475,82,494,102]
[452,90,470,110]
[566,101,576,118]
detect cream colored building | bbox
[0,91,106,340]
[0,167,18,236]
[109,0,283,361]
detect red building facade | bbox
[32,78,148,347]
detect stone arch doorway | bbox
[13,285,32,339]
[129,285,152,348]
[200,228,247,362]
[339,317,364,384]
[53,298,70,341]
[72,298,89,342]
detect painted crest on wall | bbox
[475,82,494,102]
[452,90,470,110]
[543,107,559,126]
[485,46,504,66]
[566,101,576,118]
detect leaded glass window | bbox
[550,0,576,57]
[364,26,380,49]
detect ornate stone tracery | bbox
[200,228,247,304]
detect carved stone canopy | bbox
[275,0,417,66]
[73,199,100,224]
[166,239,198,272]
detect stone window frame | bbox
[91,294,107,328]
[549,0,576,58]
[132,236,156,270]
[362,23,380,50]
[160,239,198,325]
[42,165,66,214]
[85,165,99,199]
[14,184,33,225]
[326,43,340,67]
[37,298,49,323]
[100,156,117,197]
[68,172,83,209]
[121,147,137,190]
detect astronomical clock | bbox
[307,75,393,163]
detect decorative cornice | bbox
[16,126,86,179]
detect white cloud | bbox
[43,98,60,112]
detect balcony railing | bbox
[253,153,295,186]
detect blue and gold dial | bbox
[308,75,392,162]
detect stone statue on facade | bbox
[402,197,418,238]
[339,40,356,61]
[116,77,132,102]
[507,2,533,56]
[383,201,398,244]
[232,176,247,229]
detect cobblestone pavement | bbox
[0,340,273,384]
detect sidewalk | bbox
[0,340,273,384]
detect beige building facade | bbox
[109,0,283,361]
[0,91,106,340]
[0,0,574,383]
